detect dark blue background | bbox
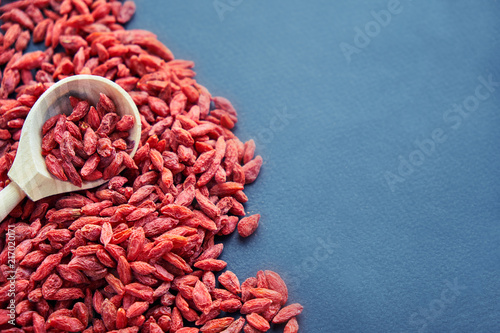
[132,1,499,332]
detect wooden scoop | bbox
[0,75,141,222]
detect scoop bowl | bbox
[0,75,141,221]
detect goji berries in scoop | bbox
[41,93,137,187]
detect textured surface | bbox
[72,1,500,332]
[127,1,500,332]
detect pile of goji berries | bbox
[0,1,302,332]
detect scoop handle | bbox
[0,182,26,222]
